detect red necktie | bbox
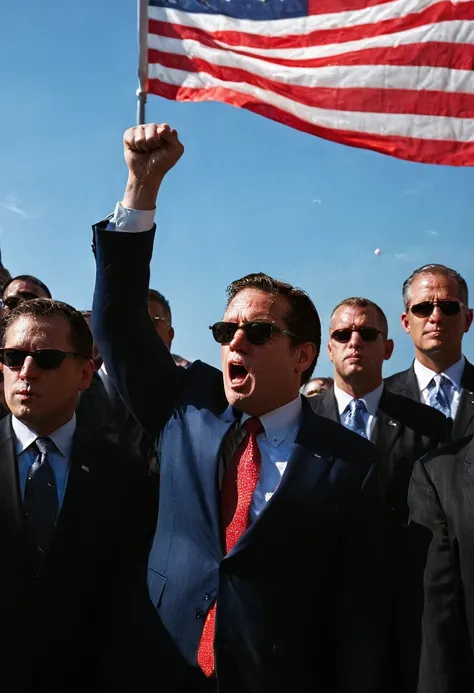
[197,416,264,677]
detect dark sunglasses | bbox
[0,348,85,371]
[331,327,384,343]
[1,293,39,311]
[209,321,301,345]
[409,300,464,318]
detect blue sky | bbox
[1,0,473,376]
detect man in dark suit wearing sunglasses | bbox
[91,123,390,693]
[0,298,154,692]
[310,296,448,693]
[385,264,474,440]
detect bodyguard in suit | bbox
[408,435,474,693]
[310,296,448,692]
[0,298,154,692]
[311,296,448,526]
[385,264,474,439]
[92,123,389,693]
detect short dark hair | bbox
[3,299,93,358]
[2,274,51,299]
[403,264,469,309]
[331,297,389,337]
[226,272,321,385]
[148,289,172,324]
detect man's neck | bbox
[335,376,383,399]
[415,350,463,374]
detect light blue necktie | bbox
[343,399,368,438]
[427,374,452,418]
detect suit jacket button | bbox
[196,608,204,619]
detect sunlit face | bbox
[328,305,393,385]
[1,315,94,435]
[148,298,174,350]
[401,273,473,360]
[220,289,316,416]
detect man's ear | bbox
[384,339,394,361]
[401,312,411,334]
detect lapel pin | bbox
[81,465,90,472]
[313,453,322,458]
[388,420,398,427]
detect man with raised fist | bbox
[92,123,389,693]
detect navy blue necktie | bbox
[344,399,368,438]
[427,375,452,418]
[24,437,58,566]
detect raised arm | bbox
[92,124,184,440]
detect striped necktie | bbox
[343,399,368,438]
[427,374,452,418]
[24,437,58,567]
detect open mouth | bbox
[229,363,249,386]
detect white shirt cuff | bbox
[105,202,156,233]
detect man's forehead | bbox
[410,272,461,297]
[224,288,284,318]
[4,280,41,297]
[331,305,378,327]
[5,314,69,342]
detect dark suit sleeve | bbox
[336,452,391,693]
[408,459,462,693]
[92,223,184,441]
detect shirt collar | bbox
[414,356,465,392]
[334,382,384,417]
[12,413,77,460]
[241,396,302,448]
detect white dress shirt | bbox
[105,204,302,521]
[12,414,76,509]
[414,356,464,420]
[242,396,302,522]
[334,383,384,441]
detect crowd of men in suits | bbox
[0,122,472,693]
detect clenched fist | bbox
[122,123,184,210]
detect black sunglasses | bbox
[409,300,464,318]
[210,321,301,345]
[331,327,384,343]
[0,348,85,371]
[1,293,40,311]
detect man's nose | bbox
[429,305,444,322]
[348,330,363,347]
[229,327,248,351]
[19,355,38,379]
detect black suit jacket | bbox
[385,359,474,440]
[310,386,448,526]
[77,371,157,471]
[311,386,448,693]
[408,435,474,693]
[0,415,156,693]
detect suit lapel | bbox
[453,360,474,438]
[0,416,28,551]
[316,389,340,423]
[227,402,335,558]
[371,389,402,457]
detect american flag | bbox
[143,0,474,165]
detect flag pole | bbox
[137,0,148,124]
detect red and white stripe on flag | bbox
[146,0,474,165]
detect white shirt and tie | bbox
[334,383,384,441]
[13,414,75,509]
[413,356,464,420]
